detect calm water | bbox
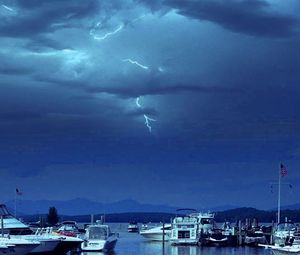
[79,223,273,255]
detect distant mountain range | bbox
[273,203,300,211]
[5,198,300,217]
[5,198,237,216]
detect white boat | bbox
[12,232,61,254]
[128,222,139,233]
[170,209,200,245]
[140,224,171,241]
[0,204,83,253]
[272,246,300,255]
[81,224,118,251]
[259,244,300,255]
[193,212,215,245]
[273,222,297,246]
[0,237,40,255]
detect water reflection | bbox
[171,246,199,255]
[81,252,116,255]
[76,224,272,255]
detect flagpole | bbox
[277,163,281,224]
[14,190,17,218]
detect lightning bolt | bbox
[90,23,124,41]
[90,14,147,42]
[122,59,149,70]
[136,97,156,133]
[2,4,14,12]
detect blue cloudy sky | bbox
[0,0,300,210]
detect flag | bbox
[280,163,288,177]
[16,188,22,196]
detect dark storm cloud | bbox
[37,74,241,98]
[0,0,100,38]
[0,111,42,122]
[87,83,242,98]
[0,65,31,75]
[25,36,71,52]
[140,0,299,38]
[0,54,33,75]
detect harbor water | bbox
[80,223,272,255]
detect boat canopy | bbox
[87,226,109,240]
[276,222,296,232]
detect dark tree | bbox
[47,207,59,226]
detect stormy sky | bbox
[0,0,300,210]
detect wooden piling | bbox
[238,220,243,245]
[162,221,165,254]
[1,215,3,237]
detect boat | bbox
[0,204,83,253]
[12,235,60,254]
[271,246,300,255]
[140,224,171,241]
[128,222,139,233]
[170,209,200,245]
[56,221,84,237]
[259,244,300,255]
[81,224,118,251]
[245,228,267,246]
[200,221,236,246]
[0,236,40,255]
[194,212,215,245]
[273,221,297,246]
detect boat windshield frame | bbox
[87,226,109,240]
[276,222,296,232]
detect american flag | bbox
[16,188,22,196]
[280,163,288,177]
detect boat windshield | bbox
[200,218,213,225]
[0,205,10,216]
[88,227,108,240]
[277,223,296,232]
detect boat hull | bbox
[8,243,39,255]
[53,236,83,254]
[272,247,300,255]
[81,238,117,251]
[140,232,170,241]
[30,240,60,254]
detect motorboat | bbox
[196,212,215,236]
[30,228,83,254]
[12,235,60,254]
[0,236,40,255]
[170,209,200,245]
[56,221,84,237]
[0,204,83,253]
[244,228,267,246]
[273,221,297,246]
[259,244,300,255]
[271,246,300,255]
[128,222,139,233]
[52,235,83,254]
[201,221,236,246]
[140,224,171,241]
[81,224,118,251]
